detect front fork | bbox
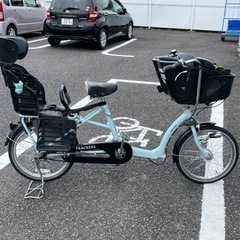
[189,124,212,159]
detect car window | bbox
[111,0,122,12]
[3,0,10,6]
[51,0,93,11]
[11,0,24,6]
[25,0,38,7]
[97,0,110,10]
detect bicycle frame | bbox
[131,108,193,159]
[18,99,209,161]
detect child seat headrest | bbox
[0,36,28,64]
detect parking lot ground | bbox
[0,28,240,240]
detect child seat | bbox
[0,36,47,110]
[0,36,75,152]
[3,67,40,116]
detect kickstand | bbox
[24,159,45,199]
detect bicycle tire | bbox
[8,123,73,182]
[174,125,238,183]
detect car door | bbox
[23,0,46,32]
[98,0,118,37]
[110,0,128,35]
[10,0,29,33]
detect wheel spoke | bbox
[8,125,73,181]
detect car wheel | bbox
[125,22,133,40]
[96,28,107,50]
[6,25,17,36]
[48,37,61,47]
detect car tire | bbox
[48,37,61,46]
[96,28,107,50]
[6,25,17,36]
[124,22,133,40]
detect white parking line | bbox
[28,38,46,43]
[199,102,225,240]
[27,37,136,53]
[0,152,10,170]
[29,44,51,50]
[29,40,71,49]
[101,38,136,57]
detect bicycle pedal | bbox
[120,132,130,142]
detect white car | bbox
[0,0,47,36]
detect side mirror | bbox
[118,7,127,15]
[35,0,41,7]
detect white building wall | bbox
[122,0,227,31]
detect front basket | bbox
[164,67,235,104]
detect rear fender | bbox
[172,122,216,163]
[4,122,33,146]
[4,122,21,146]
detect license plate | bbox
[61,18,73,25]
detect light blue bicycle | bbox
[0,37,239,187]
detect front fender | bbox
[172,122,216,163]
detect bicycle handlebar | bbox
[163,58,202,73]
[163,60,185,73]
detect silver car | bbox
[0,0,47,36]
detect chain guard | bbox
[64,142,133,164]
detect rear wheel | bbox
[8,124,73,181]
[6,25,17,36]
[174,126,238,183]
[48,37,61,46]
[96,28,107,50]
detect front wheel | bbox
[124,22,133,40]
[174,126,238,183]
[8,124,73,181]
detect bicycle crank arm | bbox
[64,142,133,164]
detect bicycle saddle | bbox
[85,80,118,97]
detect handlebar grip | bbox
[163,61,186,73]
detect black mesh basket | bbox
[163,66,235,105]
[152,56,178,94]
[200,74,234,103]
[37,111,77,152]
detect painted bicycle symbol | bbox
[89,117,163,147]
